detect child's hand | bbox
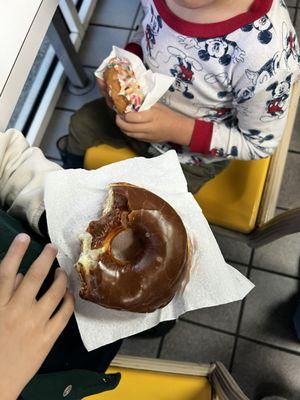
[0,234,74,400]
[96,77,114,109]
[115,103,194,145]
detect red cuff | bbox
[124,42,143,61]
[189,119,213,154]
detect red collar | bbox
[153,0,274,38]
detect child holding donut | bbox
[58,0,300,193]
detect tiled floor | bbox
[40,1,300,399]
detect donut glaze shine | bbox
[75,183,188,313]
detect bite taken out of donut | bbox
[75,183,189,313]
[103,57,145,114]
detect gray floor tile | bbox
[128,6,144,42]
[240,269,300,352]
[160,320,235,368]
[277,152,300,209]
[127,28,139,45]
[181,264,247,333]
[57,68,101,111]
[213,233,252,265]
[132,4,144,31]
[253,229,300,277]
[290,106,300,152]
[91,0,140,29]
[40,110,73,159]
[127,5,144,43]
[287,6,296,24]
[119,336,161,357]
[47,157,63,167]
[293,9,300,35]
[232,338,300,400]
[79,25,130,68]
[286,0,297,7]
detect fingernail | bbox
[47,243,58,252]
[16,233,30,243]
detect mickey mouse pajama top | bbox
[125,0,300,165]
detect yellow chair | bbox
[84,355,249,400]
[84,81,300,247]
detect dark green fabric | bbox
[21,370,121,400]
[67,98,229,194]
[0,210,46,273]
[0,210,120,399]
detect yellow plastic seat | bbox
[84,145,270,233]
[194,158,270,233]
[84,366,211,400]
[85,144,136,169]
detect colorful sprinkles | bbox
[107,57,145,112]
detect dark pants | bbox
[67,98,229,193]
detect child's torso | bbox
[140,0,300,125]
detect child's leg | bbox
[67,98,130,156]
[64,97,229,191]
[181,160,230,194]
[60,98,151,168]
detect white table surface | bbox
[0,0,58,131]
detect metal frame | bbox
[47,8,88,88]
[15,0,97,146]
[211,206,300,248]
[110,355,249,400]
[59,0,85,39]
[0,0,59,132]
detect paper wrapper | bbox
[94,45,174,111]
[44,151,254,351]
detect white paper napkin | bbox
[94,46,174,111]
[44,151,254,351]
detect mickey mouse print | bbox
[127,0,300,164]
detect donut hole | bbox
[110,228,144,264]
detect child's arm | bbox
[117,68,297,160]
[0,234,73,400]
[116,102,194,145]
[190,69,296,160]
[0,129,61,234]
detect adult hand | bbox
[0,234,74,400]
[115,102,195,146]
[96,77,114,109]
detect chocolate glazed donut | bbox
[75,183,188,313]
